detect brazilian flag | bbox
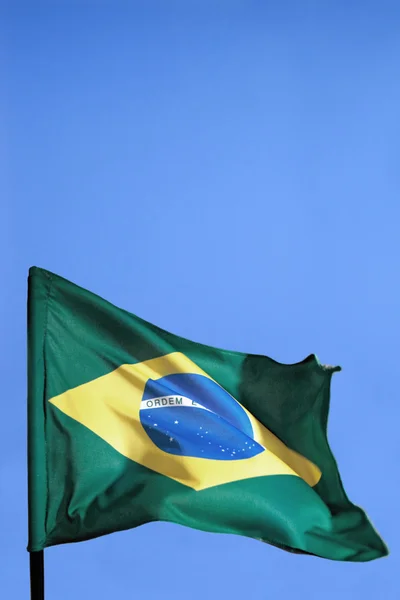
[28,267,387,561]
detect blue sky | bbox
[2,1,399,598]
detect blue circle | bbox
[140,373,264,461]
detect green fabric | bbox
[27,267,387,561]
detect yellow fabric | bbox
[50,352,321,490]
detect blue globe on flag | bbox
[139,373,264,460]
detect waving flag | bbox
[27,267,387,561]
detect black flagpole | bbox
[30,551,44,600]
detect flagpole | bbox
[30,551,44,600]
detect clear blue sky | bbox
[2,1,398,598]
